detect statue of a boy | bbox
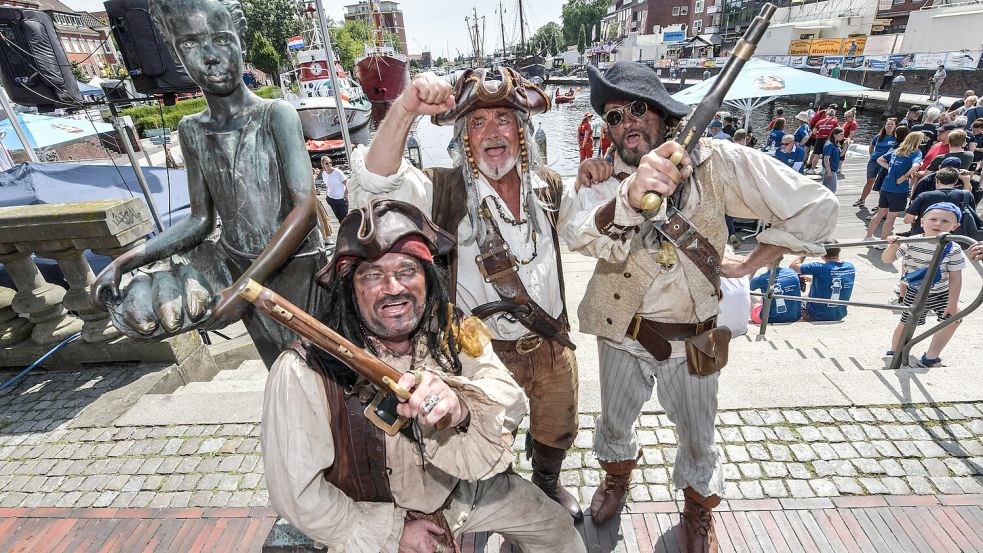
[92,0,326,368]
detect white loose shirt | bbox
[348,145,580,341]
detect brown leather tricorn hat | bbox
[315,199,456,285]
[431,67,552,126]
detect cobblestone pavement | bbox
[4,367,983,510]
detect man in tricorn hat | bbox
[564,61,838,551]
[348,69,585,521]
[262,199,585,552]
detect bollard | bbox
[703,69,711,81]
[884,74,906,117]
[679,69,686,87]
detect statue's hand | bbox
[396,72,455,116]
[91,262,124,309]
[201,284,248,331]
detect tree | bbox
[70,61,86,82]
[242,0,300,62]
[529,22,562,57]
[251,32,282,86]
[561,0,607,49]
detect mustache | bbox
[480,138,511,149]
[374,292,416,312]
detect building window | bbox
[696,0,704,13]
[62,38,73,53]
[681,6,688,15]
[693,19,702,32]
[672,6,680,16]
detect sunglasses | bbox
[603,100,649,127]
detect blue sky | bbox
[62,0,568,57]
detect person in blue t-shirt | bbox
[791,242,856,321]
[750,266,802,323]
[765,118,785,150]
[821,127,844,192]
[793,111,811,145]
[774,135,806,173]
[865,131,925,243]
[855,118,898,207]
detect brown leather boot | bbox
[531,440,584,522]
[678,487,721,553]
[590,458,637,524]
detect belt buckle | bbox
[659,207,697,248]
[515,334,544,355]
[628,315,643,340]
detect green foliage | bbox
[529,22,562,57]
[121,86,281,135]
[561,0,607,49]
[70,61,85,82]
[329,19,402,73]
[242,0,300,59]
[251,32,282,84]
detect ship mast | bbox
[518,0,526,55]
[498,1,507,61]
[368,0,383,49]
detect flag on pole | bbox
[287,36,305,50]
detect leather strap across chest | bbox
[656,207,722,291]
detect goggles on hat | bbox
[603,100,649,127]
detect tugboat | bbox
[292,51,372,140]
[354,0,409,120]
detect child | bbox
[791,241,856,322]
[881,202,967,367]
[92,0,326,368]
[821,127,844,193]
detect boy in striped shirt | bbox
[882,202,967,367]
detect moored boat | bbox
[291,50,372,140]
[354,0,408,118]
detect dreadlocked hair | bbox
[310,259,463,385]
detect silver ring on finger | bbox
[435,544,446,553]
[422,394,441,415]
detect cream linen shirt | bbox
[561,139,839,355]
[348,144,580,340]
[262,340,528,553]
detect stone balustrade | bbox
[0,199,216,375]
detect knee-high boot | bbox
[589,457,637,524]
[531,439,584,522]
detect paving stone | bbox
[907,476,936,495]
[881,425,908,441]
[761,480,789,498]
[637,431,657,447]
[805,410,834,424]
[871,440,902,458]
[812,443,838,460]
[718,412,742,426]
[218,474,241,492]
[197,438,225,455]
[854,442,879,458]
[655,429,676,445]
[818,427,845,442]
[724,445,750,463]
[641,448,664,465]
[847,408,875,422]
[797,427,823,442]
[858,478,889,494]
[648,485,673,501]
[573,431,593,449]
[742,427,766,442]
[775,427,797,442]
[746,443,769,461]
[637,415,658,427]
[759,410,783,425]
[643,468,669,485]
[811,460,835,477]
[789,444,816,462]
[881,477,912,495]
[722,464,741,481]
[787,480,816,499]
[739,411,765,426]
[869,408,895,423]
[629,486,651,502]
[782,411,809,425]
[832,477,864,495]
[954,476,983,494]
[896,441,922,457]
[922,458,950,477]
[831,443,859,459]
[137,458,164,476]
[809,479,839,497]
[719,428,742,443]
[919,408,945,421]
[738,463,762,479]
[955,404,982,419]
[852,458,887,475]
[788,464,812,480]
[767,444,792,462]
[930,476,963,494]
[762,462,789,478]
[900,459,929,477]
[944,458,975,477]
[738,480,764,499]
[940,406,964,421]
[841,425,865,441]
[828,408,851,422]
[878,459,905,478]
[906,426,933,440]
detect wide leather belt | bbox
[492,332,569,355]
[625,315,717,361]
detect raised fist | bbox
[396,72,455,116]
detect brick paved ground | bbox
[4,366,983,512]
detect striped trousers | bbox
[594,339,726,498]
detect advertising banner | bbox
[680,58,699,68]
[842,56,865,70]
[945,50,983,70]
[789,40,811,55]
[789,55,808,68]
[810,39,843,55]
[823,55,844,67]
[841,37,866,56]
[773,55,791,66]
[806,55,825,68]
[663,31,686,42]
[715,56,729,66]
[865,54,888,71]
[889,54,914,70]
[914,52,946,70]
[699,58,716,67]
[655,58,672,68]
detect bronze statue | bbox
[91,0,327,368]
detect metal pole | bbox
[890,233,950,370]
[313,0,353,166]
[108,103,164,233]
[0,84,40,163]
[757,258,780,335]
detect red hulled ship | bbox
[354,0,408,119]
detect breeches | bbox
[492,338,579,450]
[593,339,725,498]
[447,472,586,553]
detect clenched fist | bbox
[626,142,693,211]
[395,72,456,117]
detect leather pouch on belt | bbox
[684,327,732,376]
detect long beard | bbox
[615,129,658,167]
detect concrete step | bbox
[212,360,268,382]
[174,379,267,395]
[114,391,264,426]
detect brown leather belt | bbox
[492,333,569,355]
[625,315,717,361]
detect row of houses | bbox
[1,0,121,80]
[591,0,983,66]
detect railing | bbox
[752,233,983,370]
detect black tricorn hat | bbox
[587,62,689,120]
[315,199,456,285]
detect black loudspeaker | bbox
[0,7,82,112]
[103,0,198,96]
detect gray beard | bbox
[615,131,659,167]
[477,153,519,180]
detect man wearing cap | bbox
[580,112,596,161]
[565,61,838,552]
[348,69,585,521]
[898,105,923,127]
[262,199,585,553]
[709,120,729,140]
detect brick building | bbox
[343,0,408,54]
[601,0,725,41]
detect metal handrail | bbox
[752,233,983,369]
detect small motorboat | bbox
[554,89,576,104]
